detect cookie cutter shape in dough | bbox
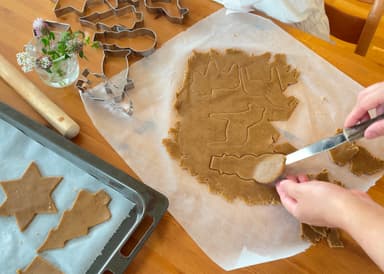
[144,0,189,24]
[79,5,144,32]
[93,28,158,57]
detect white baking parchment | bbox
[79,9,384,270]
[0,118,135,274]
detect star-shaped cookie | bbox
[0,162,62,231]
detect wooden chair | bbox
[324,0,384,56]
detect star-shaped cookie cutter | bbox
[79,4,144,32]
[144,0,189,24]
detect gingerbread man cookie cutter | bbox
[79,5,144,32]
[144,0,189,24]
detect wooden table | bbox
[1,1,384,273]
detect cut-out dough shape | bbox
[210,153,286,184]
[38,190,111,252]
[0,162,62,231]
[17,256,63,274]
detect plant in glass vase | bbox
[16,18,97,88]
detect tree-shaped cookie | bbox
[0,162,62,231]
[38,190,111,252]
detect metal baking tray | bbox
[0,102,168,274]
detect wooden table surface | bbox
[1,1,384,273]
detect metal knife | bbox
[285,113,384,165]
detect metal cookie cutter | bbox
[51,0,139,17]
[102,47,134,95]
[107,0,140,8]
[79,5,144,32]
[40,20,72,34]
[76,47,133,103]
[93,28,158,57]
[51,0,107,17]
[76,68,134,115]
[144,0,189,24]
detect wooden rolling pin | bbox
[0,54,80,139]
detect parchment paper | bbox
[0,118,135,274]
[80,9,384,270]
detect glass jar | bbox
[34,54,79,88]
[28,32,80,88]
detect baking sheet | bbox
[80,9,384,270]
[0,116,136,274]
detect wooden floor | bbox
[326,0,384,67]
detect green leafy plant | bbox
[17,18,98,74]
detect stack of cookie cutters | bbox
[76,4,157,110]
[50,0,188,115]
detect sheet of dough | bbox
[0,119,135,274]
[79,9,384,270]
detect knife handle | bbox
[343,113,384,141]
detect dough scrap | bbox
[0,162,62,231]
[350,146,384,176]
[329,142,359,166]
[301,170,344,248]
[329,129,384,175]
[273,142,297,155]
[17,256,63,274]
[326,228,344,248]
[163,49,299,204]
[38,190,111,252]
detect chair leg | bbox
[355,0,384,55]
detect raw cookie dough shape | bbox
[17,256,63,274]
[210,153,286,184]
[0,162,62,231]
[163,49,299,204]
[38,190,111,252]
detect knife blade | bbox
[285,113,384,165]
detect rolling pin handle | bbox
[0,54,80,138]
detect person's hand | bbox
[275,175,375,228]
[344,82,384,139]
